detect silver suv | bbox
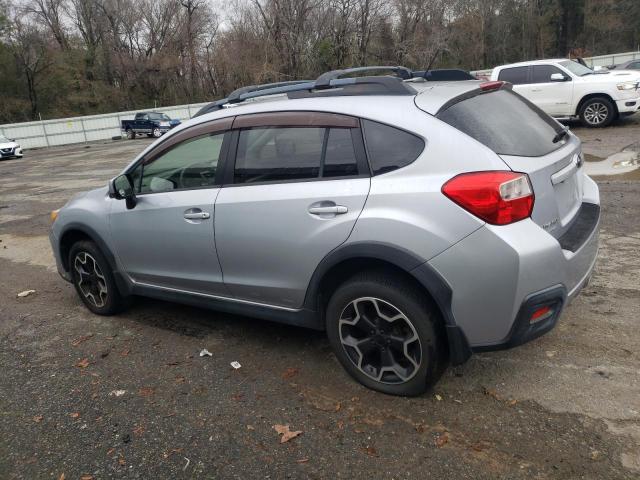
[50,67,600,396]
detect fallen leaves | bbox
[273,424,303,443]
[361,446,379,457]
[281,367,299,379]
[133,425,145,436]
[434,431,450,448]
[71,334,94,346]
[109,390,126,397]
[17,289,36,298]
[80,475,93,480]
[33,415,43,423]
[70,412,80,418]
[138,387,155,397]
[76,358,90,368]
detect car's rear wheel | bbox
[579,97,615,127]
[69,241,128,315]
[126,129,135,140]
[326,271,446,396]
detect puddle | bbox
[584,150,640,179]
[0,234,56,270]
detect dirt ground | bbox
[1,116,639,479]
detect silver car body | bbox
[50,79,600,360]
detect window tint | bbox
[323,128,358,177]
[531,65,565,83]
[139,133,224,193]
[437,89,563,157]
[628,61,640,69]
[361,120,424,175]
[497,66,529,85]
[234,127,324,184]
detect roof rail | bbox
[413,69,476,81]
[315,66,413,89]
[193,66,425,117]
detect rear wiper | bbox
[552,126,569,143]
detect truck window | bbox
[531,65,566,83]
[497,67,528,85]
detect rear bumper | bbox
[429,191,600,352]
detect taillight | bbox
[479,81,505,91]
[442,171,534,225]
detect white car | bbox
[491,59,640,127]
[0,135,23,160]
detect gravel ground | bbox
[1,117,639,479]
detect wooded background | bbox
[0,0,639,123]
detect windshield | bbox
[559,60,594,77]
[148,113,170,121]
[0,135,9,143]
[437,89,564,157]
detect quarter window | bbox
[497,66,529,85]
[138,133,224,193]
[361,120,424,175]
[233,126,360,184]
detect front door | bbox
[214,112,371,309]
[523,64,574,116]
[110,120,231,295]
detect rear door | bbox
[214,112,371,309]
[435,88,583,239]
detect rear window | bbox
[497,66,528,85]
[362,120,424,175]
[436,89,563,157]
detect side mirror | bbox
[550,73,568,82]
[109,174,137,210]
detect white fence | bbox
[0,102,209,150]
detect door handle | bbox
[184,211,210,220]
[308,205,348,215]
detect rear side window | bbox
[361,120,424,175]
[497,66,528,85]
[437,89,563,157]
[234,127,360,184]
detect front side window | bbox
[497,66,529,85]
[531,65,566,83]
[138,133,224,193]
[234,126,359,184]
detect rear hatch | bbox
[423,86,583,239]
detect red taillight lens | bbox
[442,171,534,225]
[479,80,505,91]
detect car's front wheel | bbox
[69,241,129,315]
[579,97,615,127]
[326,271,446,396]
[152,127,162,138]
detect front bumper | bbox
[0,147,22,158]
[616,97,640,114]
[429,194,600,350]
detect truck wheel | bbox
[152,128,162,138]
[126,129,135,140]
[579,97,615,128]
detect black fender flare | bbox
[57,222,132,296]
[303,242,472,365]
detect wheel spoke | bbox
[338,296,422,385]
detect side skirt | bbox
[132,282,324,330]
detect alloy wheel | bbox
[153,128,161,137]
[74,252,108,308]
[338,297,422,384]
[584,103,609,125]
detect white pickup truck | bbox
[490,59,640,127]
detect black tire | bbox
[126,129,135,140]
[69,241,129,315]
[152,127,162,138]
[326,270,446,396]
[579,97,616,128]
